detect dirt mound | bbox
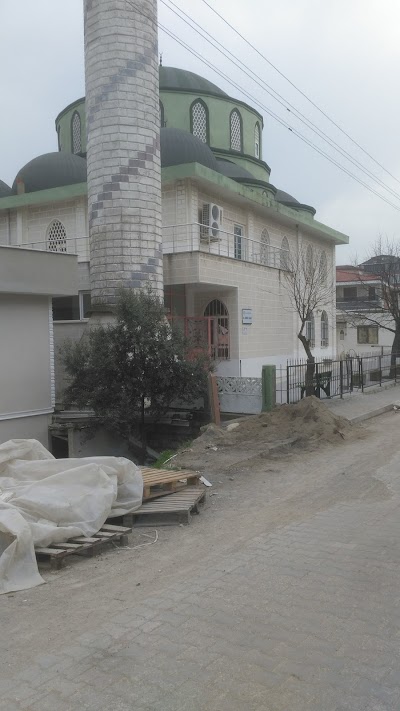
[175,397,363,473]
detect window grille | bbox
[305,312,315,348]
[204,299,229,360]
[191,100,208,143]
[71,111,82,154]
[47,219,67,253]
[260,228,270,265]
[254,122,260,158]
[159,100,165,127]
[321,311,329,347]
[280,236,290,270]
[230,109,242,151]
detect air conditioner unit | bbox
[200,203,222,241]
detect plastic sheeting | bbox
[0,439,143,595]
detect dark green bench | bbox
[300,370,332,399]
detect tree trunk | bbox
[299,334,316,397]
[390,326,400,378]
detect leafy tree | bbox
[62,289,211,458]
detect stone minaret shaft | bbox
[84,0,163,304]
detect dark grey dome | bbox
[160,66,228,97]
[0,180,12,198]
[216,159,255,181]
[160,128,219,171]
[275,189,299,205]
[276,188,316,216]
[12,152,87,194]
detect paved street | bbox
[2,409,400,710]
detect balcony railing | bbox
[14,223,290,270]
[163,223,289,270]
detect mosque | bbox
[0,1,348,420]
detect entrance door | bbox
[204,299,229,360]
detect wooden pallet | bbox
[141,467,200,501]
[123,486,206,526]
[35,524,131,570]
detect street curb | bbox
[347,404,395,425]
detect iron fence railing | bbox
[276,352,400,404]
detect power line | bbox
[198,0,400,188]
[125,0,400,213]
[161,0,400,204]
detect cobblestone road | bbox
[2,414,400,710]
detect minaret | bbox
[84,0,163,306]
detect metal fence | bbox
[277,352,400,404]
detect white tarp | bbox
[0,439,143,595]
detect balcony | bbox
[163,223,289,270]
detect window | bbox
[204,299,229,360]
[260,228,270,265]
[369,286,376,300]
[319,251,327,284]
[280,236,289,270]
[254,122,260,158]
[340,329,345,341]
[357,326,378,344]
[47,219,67,252]
[234,224,243,260]
[191,99,208,143]
[52,291,91,321]
[71,111,82,154]
[305,312,315,348]
[159,100,165,127]
[343,286,357,301]
[230,109,242,151]
[306,245,313,279]
[321,311,329,347]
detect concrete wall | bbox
[0,294,53,446]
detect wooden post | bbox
[208,373,221,426]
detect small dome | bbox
[160,66,228,98]
[216,159,255,181]
[276,188,316,216]
[13,152,87,194]
[0,180,12,198]
[161,128,219,171]
[275,189,299,205]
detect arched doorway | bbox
[204,299,229,360]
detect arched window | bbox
[159,100,165,127]
[71,111,82,154]
[321,311,329,348]
[254,122,260,158]
[319,251,327,285]
[260,228,270,266]
[191,99,208,143]
[280,236,290,270]
[230,109,242,152]
[47,219,67,253]
[305,312,315,348]
[204,299,229,360]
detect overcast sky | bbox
[1,0,400,263]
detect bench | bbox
[300,370,332,399]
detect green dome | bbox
[0,180,12,198]
[13,152,87,194]
[275,188,316,216]
[161,128,219,171]
[160,66,228,97]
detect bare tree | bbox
[343,238,400,372]
[282,243,333,395]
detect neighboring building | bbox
[336,265,394,354]
[0,245,77,445]
[0,66,349,405]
